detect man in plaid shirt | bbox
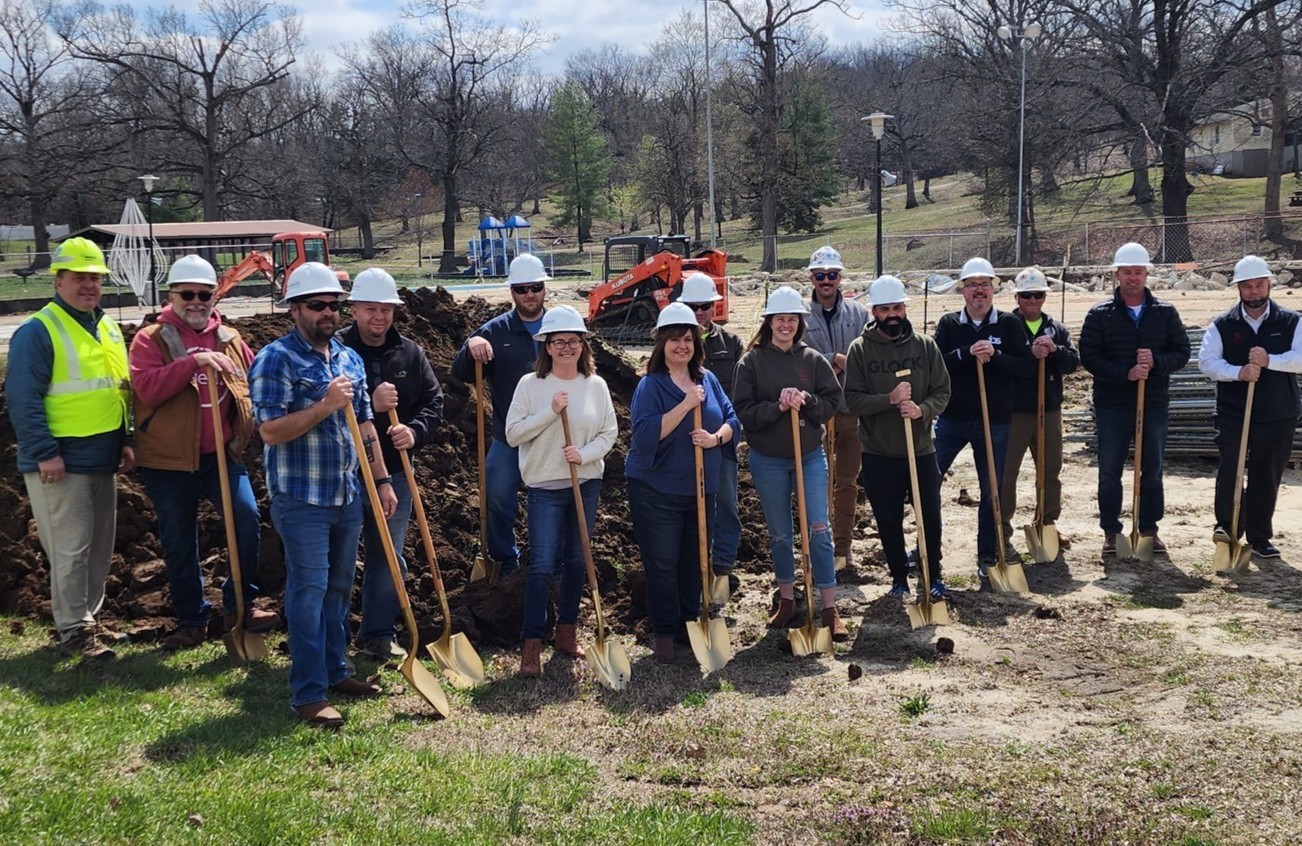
[250,263,397,729]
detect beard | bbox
[880,317,905,337]
[1243,297,1268,310]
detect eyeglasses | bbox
[301,299,344,312]
[1017,292,1046,300]
[687,302,714,312]
[812,271,840,282]
[963,281,994,290]
[548,338,583,349]
[172,290,214,302]
[512,282,545,294]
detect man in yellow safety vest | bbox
[5,237,134,660]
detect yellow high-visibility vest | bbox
[30,303,129,438]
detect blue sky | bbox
[143,0,891,75]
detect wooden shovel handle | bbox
[204,367,247,627]
[474,359,488,556]
[387,408,454,634]
[560,408,609,643]
[693,406,711,621]
[790,408,816,613]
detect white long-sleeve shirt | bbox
[1198,302,1302,381]
[505,372,618,487]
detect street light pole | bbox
[861,112,893,276]
[138,173,159,305]
[998,23,1040,265]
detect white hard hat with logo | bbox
[281,262,347,305]
[167,255,218,288]
[507,253,550,287]
[1014,266,1051,293]
[807,245,845,270]
[679,272,722,303]
[960,257,998,281]
[1110,242,1153,270]
[1232,255,1272,284]
[762,286,812,316]
[656,302,700,334]
[351,267,402,304]
[532,304,588,341]
[868,275,909,307]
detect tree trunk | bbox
[359,217,375,259]
[759,34,780,273]
[439,170,459,274]
[29,194,50,270]
[1264,6,1286,239]
[900,141,918,209]
[1127,131,1155,204]
[578,203,591,250]
[1158,125,1195,263]
[922,176,932,203]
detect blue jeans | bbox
[629,478,713,637]
[485,438,523,575]
[272,494,364,708]
[748,447,836,589]
[357,473,413,644]
[521,481,599,640]
[935,415,1009,562]
[1096,405,1170,534]
[710,453,741,571]
[140,454,262,628]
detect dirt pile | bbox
[0,288,780,648]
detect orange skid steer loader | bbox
[587,235,728,343]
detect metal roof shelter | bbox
[63,220,332,246]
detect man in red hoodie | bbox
[130,255,279,649]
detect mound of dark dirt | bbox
[0,287,779,649]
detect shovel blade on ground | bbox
[686,617,732,674]
[427,634,487,688]
[587,640,632,690]
[1212,538,1253,575]
[402,656,451,717]
[789,621,834,657]
[988,562,1031,595]
[223,630,268,662]
[1023,522,1058,564]
[469,554,488,583]
[1115,533,1134,560]
[906,598,950,629]
[709,574,731,606]
[1134,537,1155,564]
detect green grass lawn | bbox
[0,625,752,845]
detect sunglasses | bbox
[812,271,840,282]
[688,302,714,312]
[1017,292,1047,300]
[301,299,344,312]
[172,290,214,302]
[511,282,545,294]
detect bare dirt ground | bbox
[418,283,1302,845]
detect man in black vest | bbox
[1197,255,1302,560]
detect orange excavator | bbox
[586,235,728,342]
[213,251,275,300]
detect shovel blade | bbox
[709,573,731,607]
[1134,536,1155,564]
[587,638,632,690]
[1115,532,1134,560]
[1022,523,1048,564]
[1212,538,1253,575]
[223,629,268,663]
[686,618,733,674]
[789,620,834,657]
[906,598,950,629]
[401,655,451,717]
[1231,545,1253,574]
[469,554,488,583]
[988,561,1031,595]
[1040,524,1060,562]
[427,634,486,688]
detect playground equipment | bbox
[467,215,535,276]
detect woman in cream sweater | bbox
[505,306,618,677]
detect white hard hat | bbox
[350,268,402,304]
[959,257,997,281]
[167,255,217,288]
[282,262,347,304]
[807,245,845,270]
[656,302,699,333]
[507,253,550,287]
[679,272,722,303]
[1014,266,1051,293]
[532,304,588,341]
[1232,255,1272,284]
[1110,242,1153,270]
[868,275,909,307]
[761,286,811,316]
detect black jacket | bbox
[341,324,444,473]
[933,307,1034,423]
[1009,309,1080,414]
[1079,288,1191,411]
[702,324,744,399]
[1209,301,1301,422]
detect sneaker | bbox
[1252,540,1282,560]
[1212,526,1232,544]
[358,638,407,660]
[907,549,920,571]
[977,559,994,580]
[888,582,910,598]
[929,581,951,600]
[1102,533,1117,555]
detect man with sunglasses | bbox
[934,257,1033,581]
[801,246,869,571]
[451,253,550,579]
[130,255,278,650]
[341,268,443,660]
[250,262,397,728]
[998,267,1079,555]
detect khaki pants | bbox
[828,411,862,559]
[24,472,117,640]
[1000,409,1064,541]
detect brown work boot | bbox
[821,607,850,643]
[653,637,676,664]
[1142,532,1167,553]
[60,628,115,661]
[767,597,796,629]
[292,701,345,729]
[553,624,585,659]
[519,638,542,678]
[224,607,281,634]
[162,626,208,652]
[1102,533,1117,555]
